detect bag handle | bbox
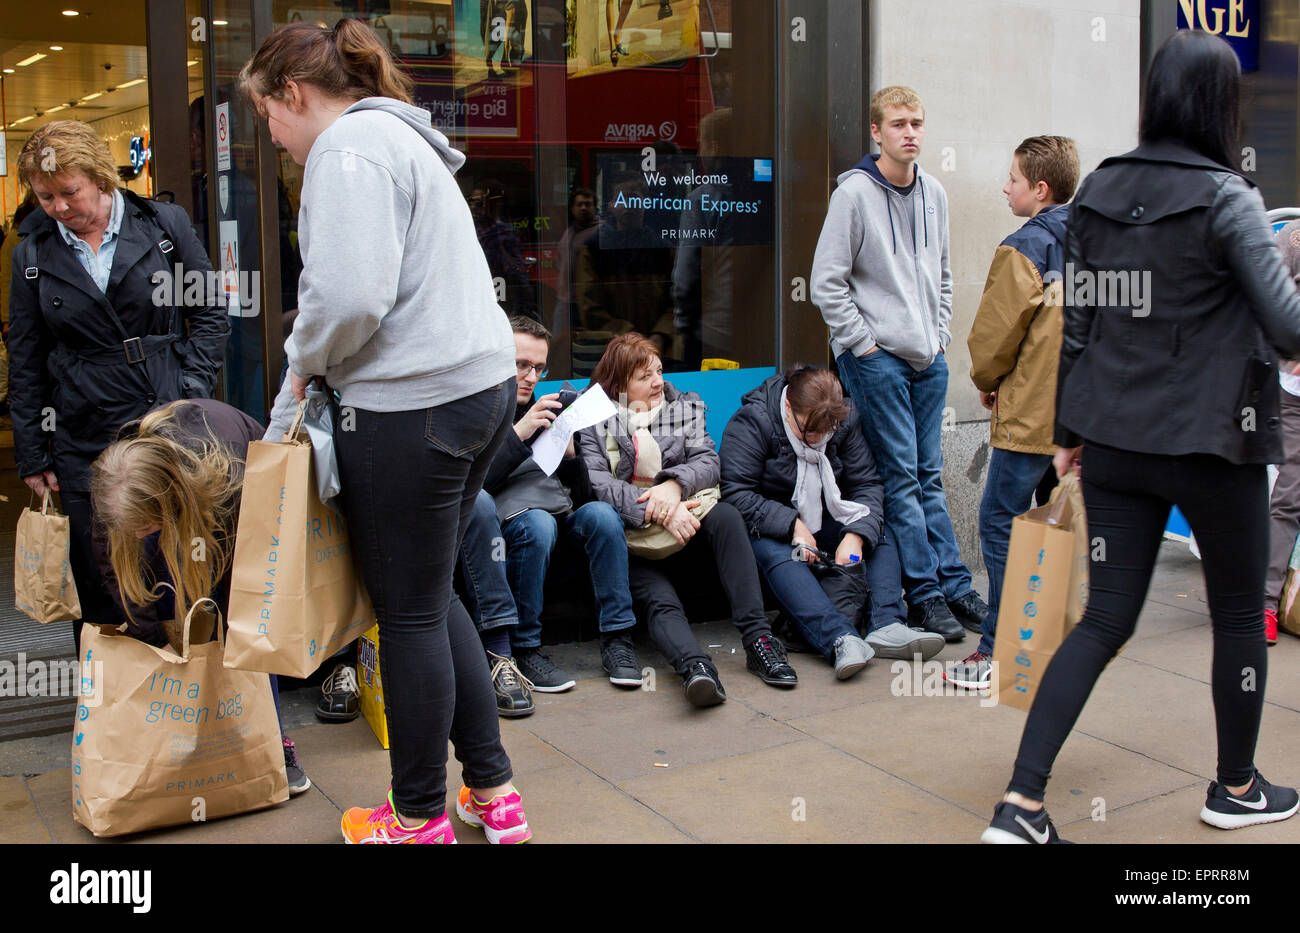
[180,595,224,660]
[1046,471,1079,526]
[28,489,57,515]
[286,398,309,440]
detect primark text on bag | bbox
[72,598,287,837]
[226,399,374,677]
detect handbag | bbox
[604,430,720,559]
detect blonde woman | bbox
[91,398,310,795]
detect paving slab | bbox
[0,774,51,843]
[1064,782,1300,844]
[788,689,1200,829]
[518,671,806,783]
[617,739,988,843]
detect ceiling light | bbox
[12,115,34,125]
[80,92,102,101]
[213,19,228,25]
[50,46,63,51]
[62,9,80,15]
[46,104,68,113]
[115,78,146,89]
[17,53,47,67]
[187,60,198,67]
[2,69,13,74]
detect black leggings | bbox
[627,501,771,674]
[1008,442,1268,799]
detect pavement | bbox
[4,539,1300,844]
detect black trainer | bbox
[948,591,991,634]
[513,647,576,693]
[980,801,1069,844]
[315,662,361,722]
[682,660,726,707]
[1200,770,1299,830]
[600,632,643,687]
[745,634,798,687]
[909,596,965,642]
[488,651,534,718]
[283,736,311,797]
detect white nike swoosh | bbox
[1014,814,1052,843]
[1226,791,1269,811]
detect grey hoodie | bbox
[811,154,952,371]
[267,97,515,436]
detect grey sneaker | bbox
[943,650,992,691]
[867,621,946,660]
[832,634,873,680]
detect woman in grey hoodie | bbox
[243,19,529,845]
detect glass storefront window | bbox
[271,0,776,380]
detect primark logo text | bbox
[50,863,151,914]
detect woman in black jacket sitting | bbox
[982,31,1300,844]
[721,367,944,681]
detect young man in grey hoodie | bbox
[812,85,987,643]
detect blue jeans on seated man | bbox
[750,517,908,661]
[502,501,637,649]
[977,447,1054,657]
[836,348,975,606]
[458,489,522,638]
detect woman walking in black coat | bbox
[983,31,1300,844]
[8,121,228,644]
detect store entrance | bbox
[0,0,159,739]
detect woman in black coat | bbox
[721,367,944,681]
[983,31,1300,845]
[8,121,228,643]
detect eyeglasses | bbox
[516,361,548,378]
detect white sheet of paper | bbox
[530,384,617,476]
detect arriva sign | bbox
[1176,0,1258,72]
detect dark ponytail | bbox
[240,18,413,109]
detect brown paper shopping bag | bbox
[14,491,81,624]
[1278,533,1300,638]
[226,402,374,678]
[72,599,287,837]
[992,472,1089,712]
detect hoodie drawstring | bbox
[882,185,897,255]
[919,175,928,248]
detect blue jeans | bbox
[977,447,1053,656]
[458,490,521,635]
[751,518,909,660]
[836,349,973,605]
[504,501,637,649]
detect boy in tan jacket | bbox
[947,136,1079,690]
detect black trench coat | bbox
[8,189,230,490]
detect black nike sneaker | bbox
[980,801,1070,844]
[1200,770,1299,830]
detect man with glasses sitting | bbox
[457,316,642,716]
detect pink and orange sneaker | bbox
[456,785,532,844]
[341,789,457,844]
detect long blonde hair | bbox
[92,402,241,624]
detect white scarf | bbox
[780,386,872,534]
[623,403,664,489]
